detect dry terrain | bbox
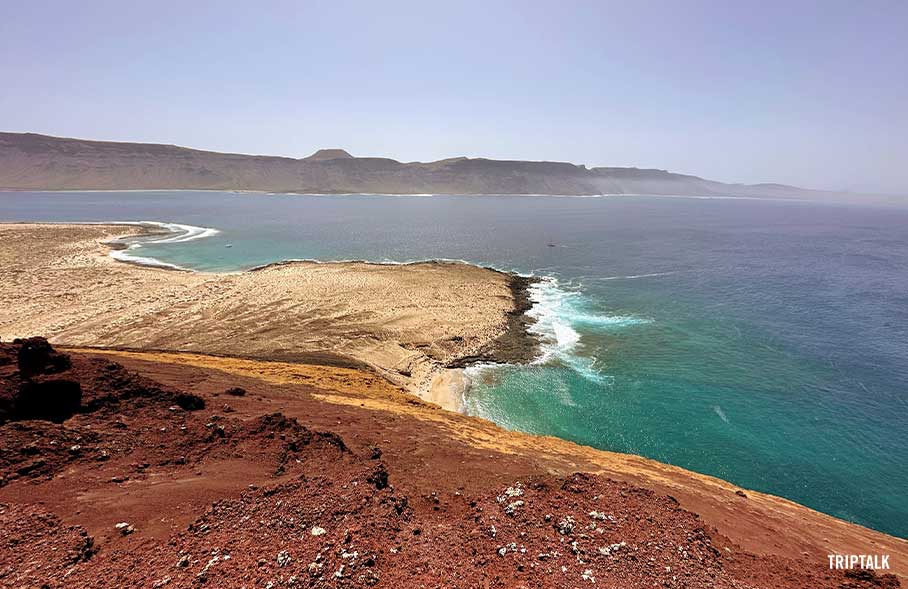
[0,340,903,587]
[0,223,532,410]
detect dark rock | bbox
[174,393,205,411]
[16,459,46,476]
[844,569,901,588]
[367,464,390,490]
[68,531,97,564]
[224,387,246,397]
[446,274,541,368]
[15,379,82,422]
[15,337,71,377]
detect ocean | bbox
[2,190,907,538]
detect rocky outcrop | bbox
[0,337,203,424]
[0,337,82,423]
[304,148,354,161]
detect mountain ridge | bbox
[0,131,858,200]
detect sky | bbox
[1,0,906,194]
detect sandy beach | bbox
[0,223,535,410]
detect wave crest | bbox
[525,277,652,382]
[107,221,220,268]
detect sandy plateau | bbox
[0,223,534,410]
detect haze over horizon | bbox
[2,0,906,195]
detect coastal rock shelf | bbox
[0,223,534,409]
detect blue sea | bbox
[2,190,907,538]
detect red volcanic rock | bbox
[0,503,97,572]
[1,338,82,423]
[0,339,206,424]
[0,342,901,588]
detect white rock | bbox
[497,482,524,503]
[114,522,135,535]
[504,500,525,515]
[557,516,576,535]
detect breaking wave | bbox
[109,246,189,270]
[597,271,678,281]
[107,221,220,269]
[524,277,652,382]
[138,221,220,244]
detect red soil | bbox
[0,339,901,588]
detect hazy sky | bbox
[2,0,906,194]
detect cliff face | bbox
[0,132,833,198]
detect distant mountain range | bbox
[0,132,865,200]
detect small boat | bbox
[225,243,233,248]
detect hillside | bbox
[0,132,840,198]
[1,339,903,587]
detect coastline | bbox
[448,273,540,367]
[430,273,541,411]
[0,222,539,411]
[2,224,907,583]
[0,187,821,201]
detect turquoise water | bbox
[2,191,907,537]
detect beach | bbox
[0,223,536,410]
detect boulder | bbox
[15,337,71,377]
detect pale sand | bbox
[0,223,520,408]
[424,367,469,412]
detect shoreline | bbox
[98,220,543,411]
[0,187,820,200]
[448,273,541,368]
[0,222,540,412]
[3,223,908,575]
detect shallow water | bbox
[3,190,907,537]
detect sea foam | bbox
[139,222,220,244]
[106,221,220,268]
[109,245,189,270]
[523,277,652,383]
